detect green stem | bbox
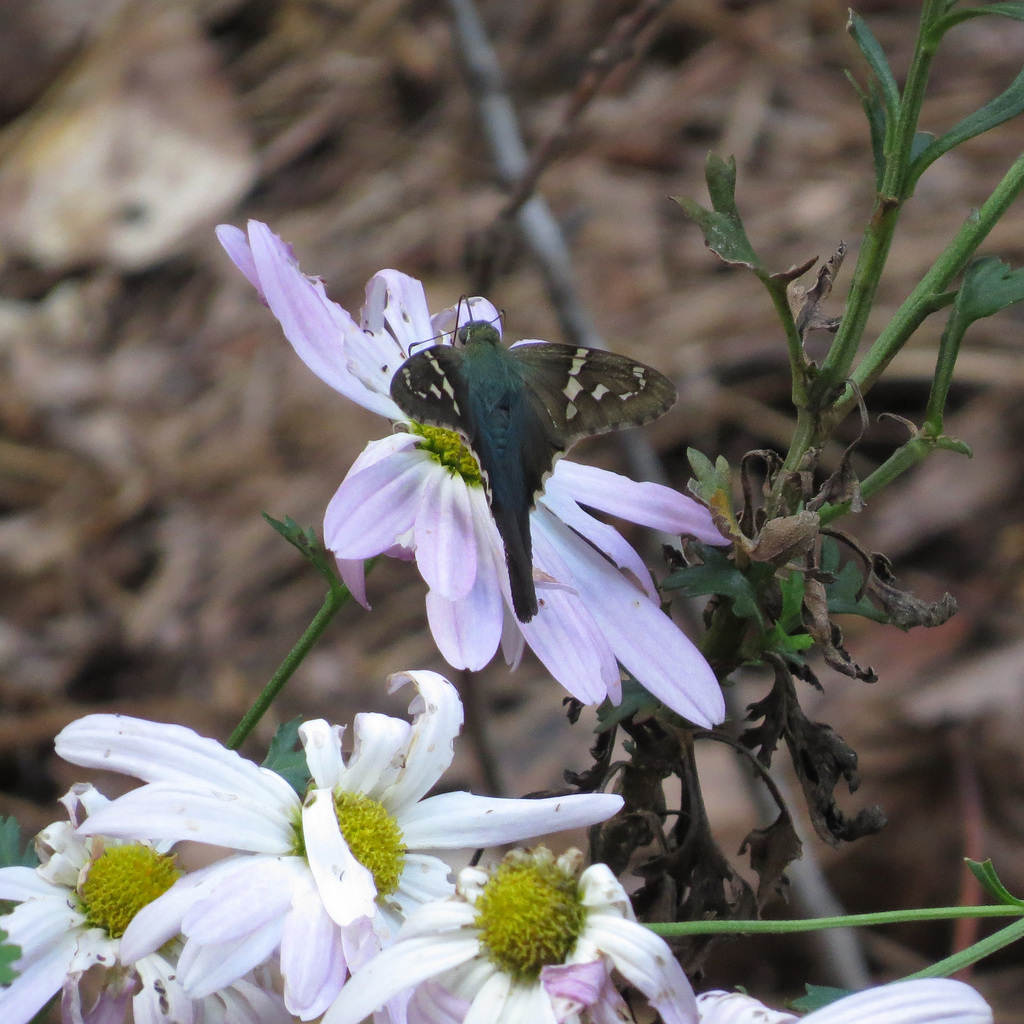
[647,904,1022,937]
[838,149,1024,418]
[778,0,946,487]
[901,916,1024,979]
[227,581,354,750]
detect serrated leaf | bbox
[966,858,1024,907]
[673,155,766,276]
[263,512,342,588]
[847,11,900,122]
[663,545,766,626]
[686,448,731,503]
[910,64,1024,183]
[0,931,20,985]
[790,985,853,1013]
[262,718,310,796]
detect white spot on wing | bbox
[564,377,583,401]
[591,383,610,401]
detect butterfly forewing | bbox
[390,345,471,435]
[510,343,677,449]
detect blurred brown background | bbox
[1,0,1023,1016]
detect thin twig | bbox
[496,0,670,226]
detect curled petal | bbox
[380,671,464,813]
[244,222,400,419]
[303,789,378,927]
[334,713,411,797]
[584,915,697,1024]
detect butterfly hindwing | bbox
[510,343,677,449]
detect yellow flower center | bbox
[413,424,482,486]
[333,791,406,897]
[475,850,587,981]
[80,844,180,938]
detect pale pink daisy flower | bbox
[55,672,623,1020]
[0,784,291,1024]
[217,220,727,727]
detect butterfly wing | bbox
[390,345,471,433]
[511,342,677,449]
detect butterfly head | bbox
[455,319,503,350]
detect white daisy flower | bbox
[54,671,623,1020]
[321,846,698,1024]
[695,979,991,1024]
[0,784,291,1024]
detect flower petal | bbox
[540,478,656,600]
[321,934,480,1024]
[399,791,622,849]
[695,990,796,1024]
[303,788,378,927]
[550,461,727,545]
[430,297,502,342]
[425,498,504,671]
[245,221,400,418]
[216,224,262,298]
[414,470,478,601]
[76,783,294,853]
[280,886,347,1019]
[362,270,435,363]
[179,921,285,999]
[518,515,621,705]
[802,979,992,1024]
[55,715,299,811]
[536,508,725,726]
[379,671,463,813]
[334,713,411,796]
[325,451,432,559]
[299,720,348,790]
[392,855,459,917]
[584,915,697,1024]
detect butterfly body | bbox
[390,321,676,622]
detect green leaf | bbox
[263,513,348,590]
[0,816,36,868]
[953,255,1024,323]
[847,11,900,123]
[966,858,1024,907]
[846,71,887,188]
[820,538,888,623]
[596,674,663,730]
[0,930,20,985]
[686,448,731,505]
[673,155,767,277]
[663,545,766,626]
[930,2,1024,44]
[910,65,1024,184]
[262,718,310,795]
[790,984,853,1012]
